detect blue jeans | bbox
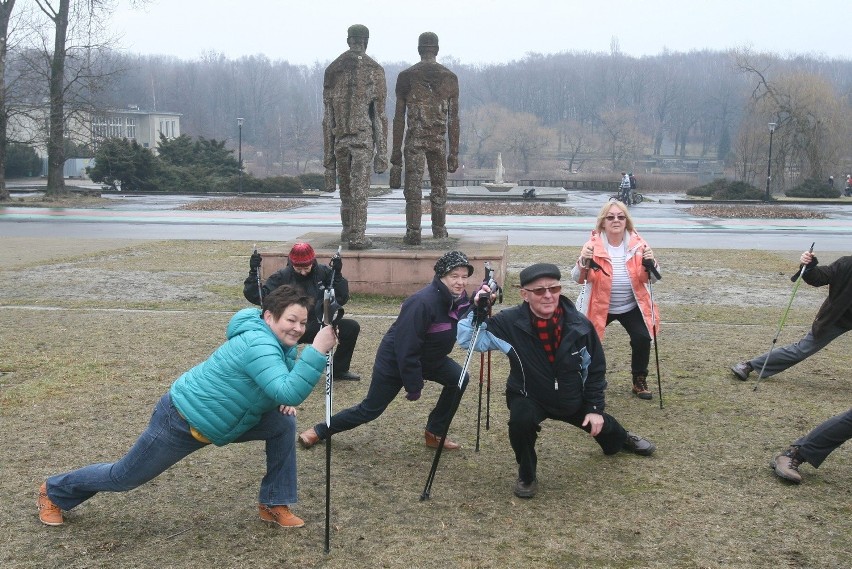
[46,392,298,511]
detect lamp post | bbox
[764,122,776,202]
[237,117,244,193]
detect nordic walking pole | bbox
[421,264,498,500]
[643,255,663,408]
[484,272,502,433]
[475,351,485,452]
[754,243,814,392]
[474,263,501,451]
[420,311,482,500]
[485,348,492,431]
[253,244,263,303]
[322,245,342,554]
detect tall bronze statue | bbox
[323,24,388,250]
[390,32,460,245]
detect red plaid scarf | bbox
[530,305,563,363]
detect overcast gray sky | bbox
[110,0,849,65]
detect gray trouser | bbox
[749,323,848,378]
[794,408,852,468]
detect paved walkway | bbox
[2,189,850,250]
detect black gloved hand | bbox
[642,257,661,279]
[405,389,422,402]
[249,250,262,270]
[329,254,343,273]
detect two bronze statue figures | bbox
[323,26,459,249]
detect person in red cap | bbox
[244,242,362,381]
[298,250,474,451]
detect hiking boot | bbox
[425,430,460,450]
[298,427,320,449]
[38,482,64,526]
[772,447,803,484]
[623,432,656,456]
[632,375,653,400]
[258,504,305,528]
[731,361,753,381]
[513,477,538,499]
[333,370,361,381]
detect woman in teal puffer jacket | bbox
[37,285,336,529]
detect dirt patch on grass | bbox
[177,197,311,212]
[688,204,828,219]
[1,240,850,568]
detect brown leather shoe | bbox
[38,482,64,526]
[298,427,320,449]
[259,504,305,528]
[772,447,803,483]
[425,430,460,450]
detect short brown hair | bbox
[262,285,313,320]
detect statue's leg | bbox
[426,146,449,239]
[335,145,353,244]
[347,145,373,250]
[403,146,425,245]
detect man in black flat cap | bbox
[459,263,656,499]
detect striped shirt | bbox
[606,241,637,314]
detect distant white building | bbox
[90,106,182,152]
[8,105,182,177]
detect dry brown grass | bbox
[1,240,850,568]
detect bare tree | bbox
[558,118,594,173]
[597,106,640,171]
[736,51,851,186]
[0,0,17,200]
[30,0,123,195]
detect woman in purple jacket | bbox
[299,250,473,451]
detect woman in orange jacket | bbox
[570,200,660,400]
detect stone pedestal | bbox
[259,233,508,297]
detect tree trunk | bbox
[0,0,16,201]
[45,0,70,196]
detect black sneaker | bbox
[513,477,538,499]
[333,371,361,381]
[623,432,656,456]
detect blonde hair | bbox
[595,200,636,233]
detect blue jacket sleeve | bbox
[457,313,512,354]
[245,339,326,405]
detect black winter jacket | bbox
[802,255,852,338]
[243,260,350,310]
[375,276,470,394]
[482,296,608,417]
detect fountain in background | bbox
[482,152,515,192]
